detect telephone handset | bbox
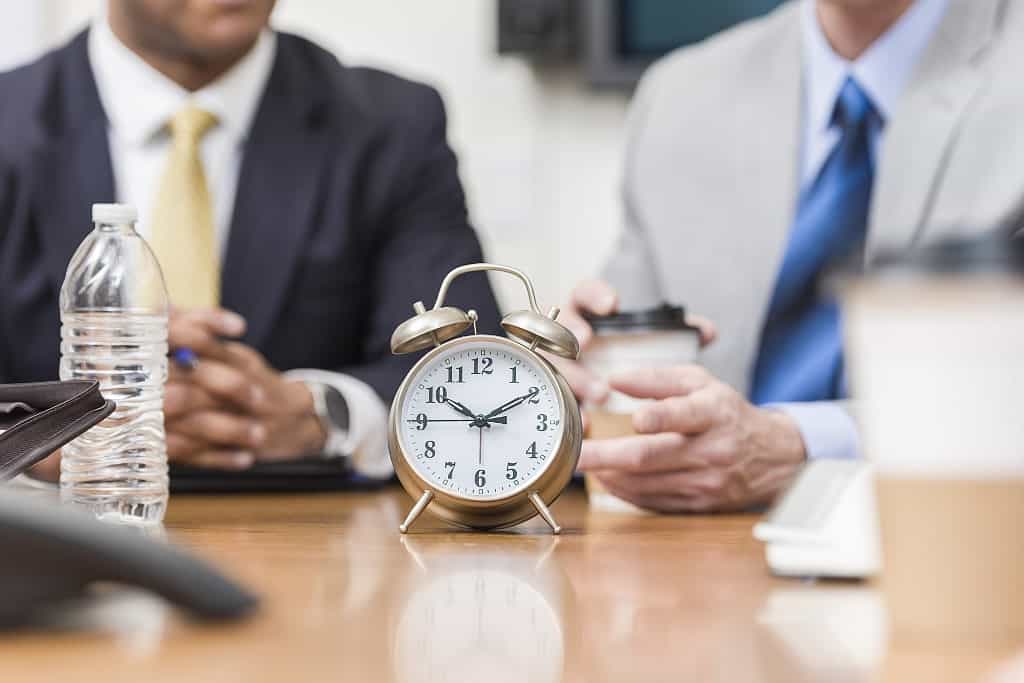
[0,491,258,627]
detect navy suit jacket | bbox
[0,31,501,401]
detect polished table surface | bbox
[1,487,1019,682]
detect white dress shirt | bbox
[777,0,950,460]
[88,20,391,478]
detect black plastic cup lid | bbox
[583,304,698,334]
[870,229,1024,277]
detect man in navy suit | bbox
[0,0,500,478]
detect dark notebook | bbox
[170,457,392,494]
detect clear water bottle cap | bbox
[92,203,138,224]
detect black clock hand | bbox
[478,425,483,465]
[406,417,507,425]
[445,397,478,420]
[483,387,540,421]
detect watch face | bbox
[396,337,565,501]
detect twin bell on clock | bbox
[388,263,583,535]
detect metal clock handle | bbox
[432,263,543,313]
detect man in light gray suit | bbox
[556,0,1024,512]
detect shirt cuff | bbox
[769,402,862,461]
[283,369,393,479]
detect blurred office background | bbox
[0,1,777,308]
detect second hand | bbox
[478,425,483,465]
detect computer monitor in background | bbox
[585,0,784,88]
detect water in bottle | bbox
[59,203,170,525]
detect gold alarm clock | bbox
[388,263,582,534]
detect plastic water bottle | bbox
[59,203,170,525]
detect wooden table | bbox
[0,487,1017,682]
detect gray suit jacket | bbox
[605,0,1024,396]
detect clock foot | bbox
[529,492,562,535]
[399,490,434,533]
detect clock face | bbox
[396,337,565,501]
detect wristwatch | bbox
[307,382,351,461]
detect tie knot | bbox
[169,105,218,143]
[831,78,878,131]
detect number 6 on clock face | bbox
[396,337,565,499]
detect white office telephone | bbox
[754,459,881,579]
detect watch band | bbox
[0,381,116,481]
[308,382,350,461]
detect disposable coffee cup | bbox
[581,304,700,512]
[841,231,1024,645]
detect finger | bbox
[171,307,247,339]
[188,359,263,411]
[609,365,712,400]
[178,451,256,471]
[632,391,717,435]
[599,467,722,497]
[545,354,609,404]
[597,474,712,514]
[172,411,267,449]
[558,306,595,348]
[168,308,247,361]
[578,432,691,473]
[164,382,220,418]
[222,341,268,375]
[570,279,618,316]
[686,314,718,348]
[166,431,206,459]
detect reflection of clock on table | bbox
[387,264,583,534]
[391,538,573,683]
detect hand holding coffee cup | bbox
[551,280,807,513]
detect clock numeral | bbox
[508,366,520,384]
[475,469,486,487]
[505,462,518,480]
[426,386,448,404]
[444,461,455,479]
[527,386,540,404]
[471,357,493,375]
[424,440,437,458]
[446,366,464,384]
[526,441,538,459]
[536,414,549,431]
[413,413,428,431]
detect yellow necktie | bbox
[150,106,220,310]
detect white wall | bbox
[10,0,631,309]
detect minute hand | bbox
[483,389,538,420]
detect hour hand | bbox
[445,397,477,420]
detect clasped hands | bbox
[548,281,808,513]
[166,309,325,470]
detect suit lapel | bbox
[220,38,334,348]
[869,0,1005,255]
[725,11,803,389]
[33,31,117,290]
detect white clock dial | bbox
[397,338,565,500]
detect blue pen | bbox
[172,347,199,370]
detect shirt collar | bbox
[801,0,949,135]
[88,17,277,146]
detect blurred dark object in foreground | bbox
[0,492,258,629]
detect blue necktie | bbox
[751,78,880,404]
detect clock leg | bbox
[529,492,562,535]
[399,490,434,534]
